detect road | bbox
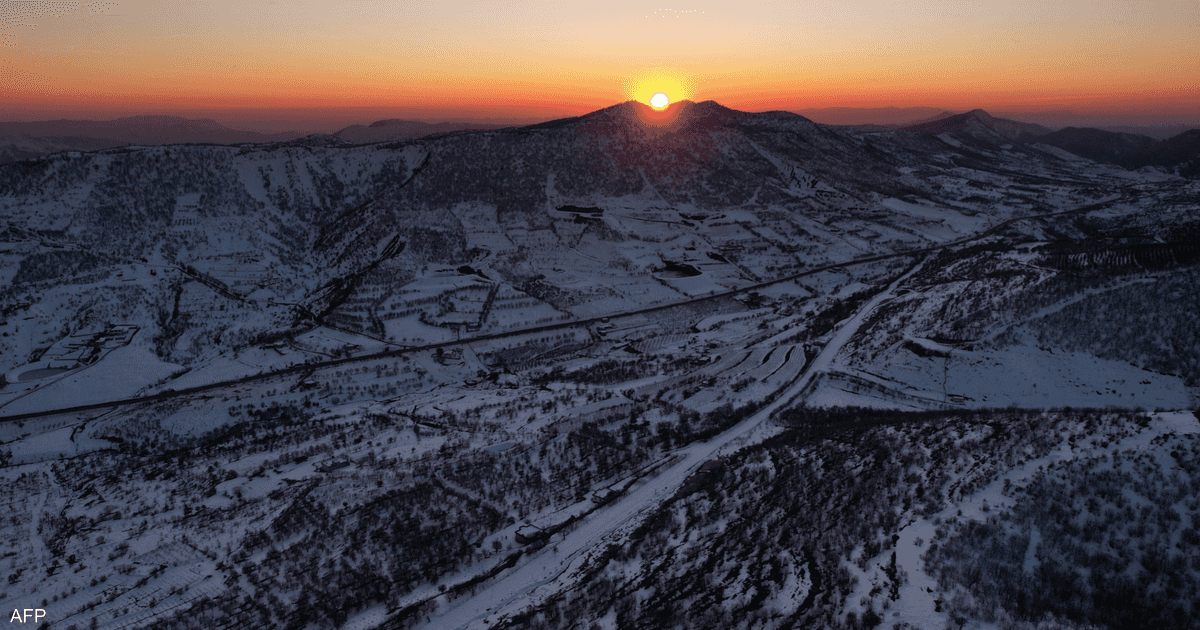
[0,192,1126,423]
[406,256,929,630]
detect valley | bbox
[0,100,1196,630]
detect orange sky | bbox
[3,1,1198,127]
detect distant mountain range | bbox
[792,106,951,126]
[331,119,511,144]
[0,115,516,164]
[3,106,1198,177]
[1033,127,1160,169]
[0,115,305,146]
[890,110,1200,177]
[902,108,1052,143]
[805,107,1198,140]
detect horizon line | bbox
[3,100,1199,136]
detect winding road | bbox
[405,257,929,630]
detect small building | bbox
[515,524,549,545]
[315,458,352,473]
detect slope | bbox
[903,109,1051,144]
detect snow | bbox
[880,197,991,235]
[0,344,185,415]
[757,549,814,617]
[851,411,1200,630]
[805,378,930,410]
[0,114,1195,630]
[397,252,929,630]
[1021,526,1041,574]
[1031,143,1094,163]
[4,424,111,465]
[937,133,964,148]
[863,340,1193,410]
[693,307,773,332]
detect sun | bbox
[624,71,694,108]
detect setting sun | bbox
[625,71,695,111]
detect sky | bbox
[2,0,1198,130]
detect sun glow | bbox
[625,70,695,109]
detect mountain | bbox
[1142,128,1200,177]
[826,111,956,134]
[0,98,1102,378]
[902,108,1052,144]
[1098,123,1198,141]
[895,110,1199,176]
[332,119,511,144]
[791,106,949,126]
[1033,127,1159,168]
[903,110,957,126]
[0,115,303,145]
[0,134,130,165]
[2,99,1199,630]
[1031,127,1200,176]
[0,116,308,164]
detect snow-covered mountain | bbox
[789,106,949,126]
[0,100,1198,630]
[1034,126,1160,168]
[0,134,130,165]
[895,110,1200,176]
[1142,128,1200,177]
[902,108,1052,144]
[0,100,1110,378]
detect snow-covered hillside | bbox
[0,100,1197,630]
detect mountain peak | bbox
[549,99,748,133]
[903,108,1049,144]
